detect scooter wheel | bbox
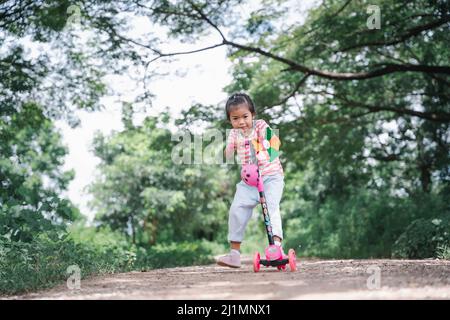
[253,251,261,273]
[288,249,297,272]
[277,265,286,272]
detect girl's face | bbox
[229,103,254,133]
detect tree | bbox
[89,110,232,245]
[2,0,448,258]
[98,0,447,257]
[0,0,111,243]
[73,0,449,193]
[0,0,151,240]
[0,102,78,242]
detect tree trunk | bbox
[150,216,158,246]
[130,215,136,245]
[420,164,431,193]
[144,215,158,245]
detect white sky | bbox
[54,0,317,222]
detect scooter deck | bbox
[260,258,289,267]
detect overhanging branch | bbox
[314,90,450,123]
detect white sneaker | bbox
[217,250,241,268]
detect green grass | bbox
[437,244,450,260]
[0,231,227,296]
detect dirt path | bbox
[8,257,450,300]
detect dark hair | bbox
[225,93,256,121]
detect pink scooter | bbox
[241,162,297,272]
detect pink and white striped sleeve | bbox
[256,119,269,139]
[225,128,237,155]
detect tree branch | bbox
[186,4,450,80]
[226,39,450,79]
[106,2,450,83]
[341,16,450,52]
[146,42,226,65]
[313,90,450,123]
[317,109,377,125]
[269,73,311,107]
[186,0,226,41]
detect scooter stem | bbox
[245,138,274,246]
[257,174,274,245]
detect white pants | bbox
[228,174,284,243]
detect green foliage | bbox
[392,217,450,259]
[437,244,450,260]
[70,219,227,271]
[1,0,449,296]
[222,0,450,259]
[0,219,226,295]
[134,240,226,270]
[89,113,232,245]
[283,168,449,258]
[0,234,134,295]
[0,103,77,242]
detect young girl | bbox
[217,93,285,268]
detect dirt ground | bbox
[7,257,450,300]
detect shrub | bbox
[0,227,226,296]
[284,186,449,259]
[437,244,450,260]
[0,233,136,295]
[134,240,226,270]
[392,217,450,259]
